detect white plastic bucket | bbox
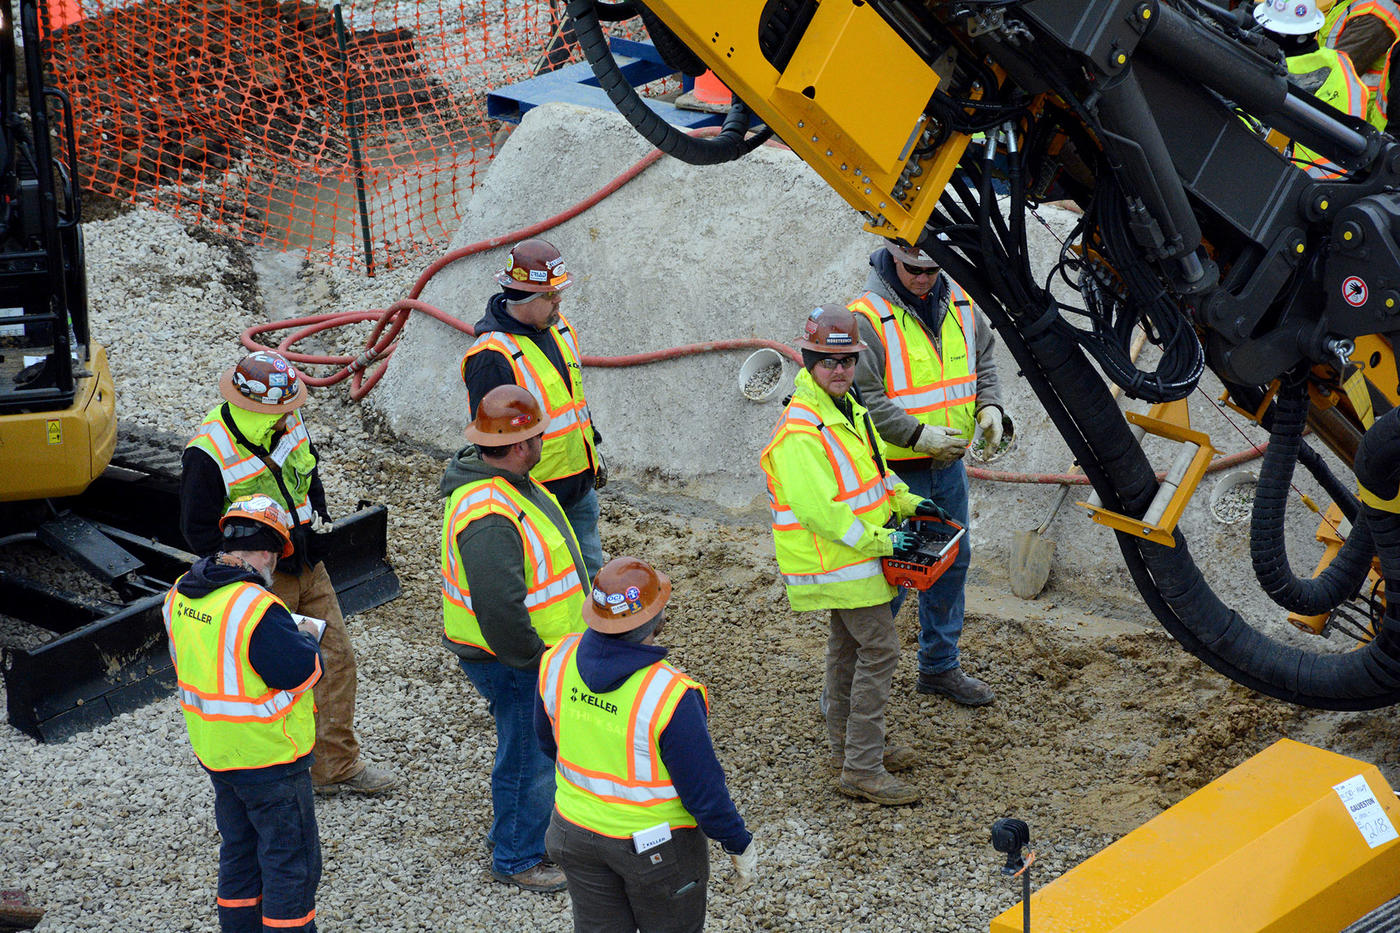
[739,348,785,402]
[1209,469,1258,524]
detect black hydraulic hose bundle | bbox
[1250,378,1376,616]
[567,0,773,165]
[1354,406,1400,658]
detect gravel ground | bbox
[3,207,1400,932]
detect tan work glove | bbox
[730,839,759,893]
[912,424,967,463]
[976,407,1004,450]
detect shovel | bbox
[1008,330,1145,598]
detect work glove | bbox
[730,839,759,893]
[976,406,1005,451]
[888,529,920,553]
[311,507,333,531]
[915,498,949,521]
[912,424,967,463]
[594,450,608,490]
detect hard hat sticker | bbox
[591,588,608,606]
[512,267,528,281]
[606,592,625,605]
[624,586,640,601]
[1342,276,1368,307]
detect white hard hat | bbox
[1254,0,1324,34]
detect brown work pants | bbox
[271,562,363,785]
[825,603,900,775]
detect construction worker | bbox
[537,556,758,932]
[848,242,1007,707]
[163,495,323,933]
[462,238,606,583]
[440,384,587,893]
[1256,0,1371,177]
[760,306,939,806]
[1320,0,1400,127]
[181,349,396,797]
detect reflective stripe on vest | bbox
[848,287,978,458]
[539,634,702,837]
[461,316,596,485]
[185,408,315,523]
[162,577,316,770]
[440,477,586,653]
[1288,48,1372,176]
[1328,0,1400,89]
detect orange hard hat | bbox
[219,494,295,558]
[219,349,306,414]
[582,556,672,634]
[465,384,548,446]
[797,305,870,354]
[494,238,573,293]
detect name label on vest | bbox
[178,604,215,625]
[570,685,619,715]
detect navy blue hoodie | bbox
[534,629,752,854]
[173,555,323,783]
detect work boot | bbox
[491,862,568,894]
[313,764,398,796]
[837,769,921,806]
[917,667,996,706]
[827,744,919,774]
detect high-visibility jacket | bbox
[1288,48,1372,176]
[461,316,597,485]
[1324,0,1400,106]
[163,578,318,771]
[185,405,316,526]
[539,633,702,837]
[759,369,917,612]
[440,476,586,653]
[848,285,978,462]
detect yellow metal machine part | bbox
[0,342,116,501]
[638,0,969,243]
[990,739,1400,932]
[1287,503,1384,636]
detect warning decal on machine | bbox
[1333,774,1399,848]
[1342,276,1368,307]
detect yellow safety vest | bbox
[539,633,703,838]
[162,578,318,771]
[759,369,905,612]
[461,315,598,486]
[848,285,978,462]
[440,476,586,653]
[1325,0,1400,101]
[185,406,316,526]
[1288,49,1372,175]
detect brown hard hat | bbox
[494,238,574,293]
[464,384,548,446]
[796,305,870,354]
[219,349,306,414]
[582,556,672,634]
[885,240,938,269]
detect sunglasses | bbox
[815,355,859,371]
[900,262,939,278]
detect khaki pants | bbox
[271,562,363,785]
[825,604,899,775]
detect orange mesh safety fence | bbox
[38,0,589,271]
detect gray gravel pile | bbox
[4,206,1399,933]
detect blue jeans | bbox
[890,458,970,675]
[210,769,320,933]
[562,486,605,584]
[458,658,556,876]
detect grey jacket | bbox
[852,259,1004,451]
[439,446,587,670]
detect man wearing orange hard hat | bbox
[440,383,588,894]
[537,555,756,930]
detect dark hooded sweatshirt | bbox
[439,445,588,670]
[461,294,596,509]
[533,629,752,855]
[173,555,323,783]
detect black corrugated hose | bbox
[1250,377,1375,616]
[1354,404,1400,669]
[566,0,773,165]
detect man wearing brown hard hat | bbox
[440,383,588,894]
[537,555,757,931]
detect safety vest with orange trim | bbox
[162,578,318,771]
[1288,48,1373,175]
[759,369,909,611]
[461,316,597,486]
[848,286,978,461]
[539,633,703,838]
[185,406,316,525]
[1325,0,1400,101]
[440,476,586,653]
